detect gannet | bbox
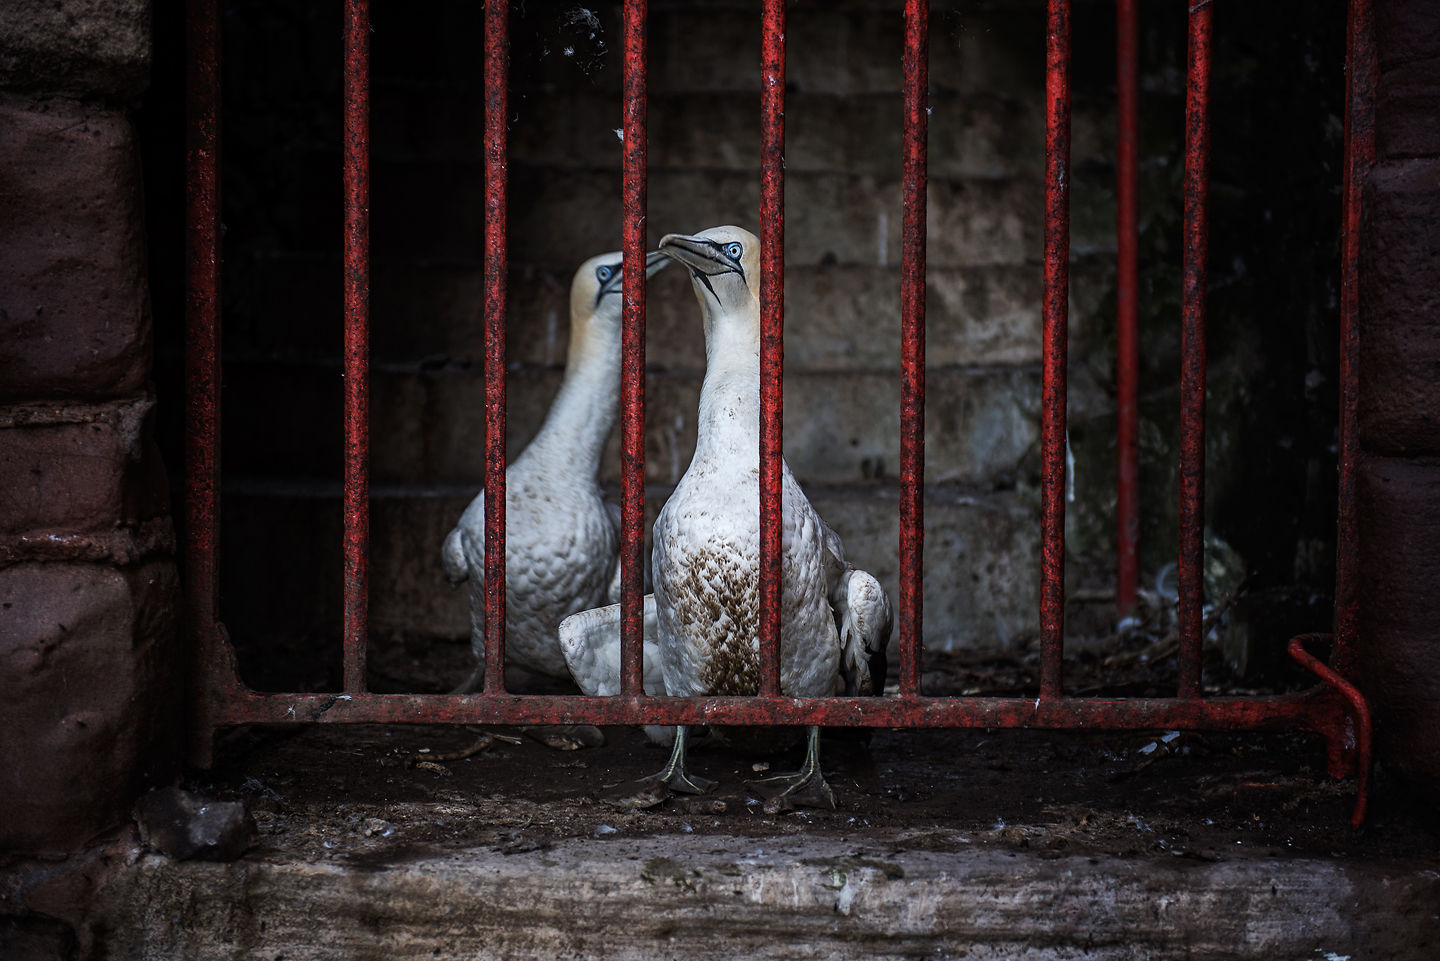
[559,594,680,746]
[442,250,669,693]
[642,225,894,804]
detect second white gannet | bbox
[643,225,893,804]
[443,250,669,693]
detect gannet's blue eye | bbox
[725,242,743,260]
[596,265,614,283]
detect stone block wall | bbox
[1358,0,1440,802]
[0,3,182,857]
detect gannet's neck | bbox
[693,298,762,467]
[517,306,622,479]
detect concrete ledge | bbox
[90,835,1440,960]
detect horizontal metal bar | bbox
[208,686,1351,733]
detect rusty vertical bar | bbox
[1039,0,1072,701]
[185,0,221,763]
[1334,0,1374,681]
[898,0,928,698]
[341,0,370,694]
[482,0,510,694]
[1114,0,1140,621]
[1177,0,1213,700]
[757,0,785,699]
[620,0,649,696]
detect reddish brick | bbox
[0,98,151,401]
[0,397,169,540]
[0,0,150,101]
[1376,0,1440,71]
[1357,455,1440,803]
[0,559,182,854]
[1376,57,1440,160]
[1359,159,1440,455]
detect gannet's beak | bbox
[658,233,743,280]
[645,249,671,279]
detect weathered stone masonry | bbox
[0,0,182,863]
[1358,0,1440,803]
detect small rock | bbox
[497,834,552,855]
[359,818,392,838]
[762,795,795,815]
[521,725,605,750]
[133,787,256,862]
[682,798,728,815]
[599,780,672,812]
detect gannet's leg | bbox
[641,725,715,795]
[749,726,836,809]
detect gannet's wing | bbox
[444,490,488,589]
[604,501,623,604]
[833,568,894,697]
[559,594,664,697]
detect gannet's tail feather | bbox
[559,595,664,697]
[834,568,894,697]
[442,527,469,589]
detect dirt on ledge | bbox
[189,713,1438,868]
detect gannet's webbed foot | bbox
[641,725,715,795]
[749,726,836,810]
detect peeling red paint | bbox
[898,0,928,698]
[482,0,509,695]
[342,0,370,695]
[1040,0,1071,702]
[758,0,785,699]
[1115,0,1140,621]
[620,0,649,697]
[1177,0,1212,702]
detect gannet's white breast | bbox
[449,451,618,679]
[654,452,842,700]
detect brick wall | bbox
[1358,0,1440,801]
[0,1,182,857]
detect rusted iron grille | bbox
[184,0,1376,825]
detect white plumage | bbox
[636,225,893,801]
[443,250,667,692]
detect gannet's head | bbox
[569,249,672,323]
[657,226,761,316]
[566,250,671,362]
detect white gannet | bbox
[642,225,893,804]
[442,250,669,694]
[559,594,680,746]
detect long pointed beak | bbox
[645,250,671,279]
[658,233,738,277]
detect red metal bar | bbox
[341,0,370,694]
[898,0,928,698]
[482,0,509,694]
[1114,0,1140,621]
[757,0,785,699]
[1177,0,1212,700]
[1334,0,1375,681]
[184,0,221,766]
[1288,635,1371,827]
[619,0,649,697]
[1039,0,1071,701]
[199,678,1362,739]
